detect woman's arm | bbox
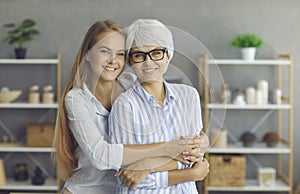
[168,158,209,186]
[122,136,202,166]
[65,90,201,172]
[117,157,209,189]
[116,157,178,190]
[117,132,209,189]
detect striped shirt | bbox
[109,80,202,194]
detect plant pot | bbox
[241,47,256,61]
[14,48,27,59]
[242,141,254,147]
[266,141,278,147]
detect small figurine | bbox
[31,166,45,185]
[220,82,231,104]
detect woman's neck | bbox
[142,81,165,106]
[86,79,116,111]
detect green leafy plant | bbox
[230,33,263,48]
[3,18,40,48]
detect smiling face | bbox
[129,45,169,84]
[86,31,125,83]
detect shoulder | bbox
[64,87,92,112]
[65,87,86,103]
[167,83,199,98]
[112,87,135,108]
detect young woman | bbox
[109,19,209,193]
[54,20,207,194]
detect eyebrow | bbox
[98,46,125,52]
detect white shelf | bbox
[209,143,290,154]
[0,103,58,109]
[207,59,291,65]
[0,178,58,191]
[0,146,55,153]
[207,103,291,110]
[207,179,290,192]
[0,59,59,65]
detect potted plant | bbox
[3,18,40,59]
[230,33,263,61]
[262,131,280,147]
[240,131,256,147]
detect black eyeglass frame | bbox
[129,48,168,63]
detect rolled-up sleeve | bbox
[65,90,123,170]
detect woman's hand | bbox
[116,167,151,190]
[176,131,210,164]
[189,158,210,181]
[116,156,177,190]
[163,136,204,164]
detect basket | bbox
[208,154,246,186]
[26,124,55,147]
[0,90,22,103]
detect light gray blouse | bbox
[63,73,136,194]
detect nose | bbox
[143,54,152,65]
[107,53,117,64]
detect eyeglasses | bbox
[129,48,168,63]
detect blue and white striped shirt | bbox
[109,80,202,194]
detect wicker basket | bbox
[208,154,246,186]
[26,124,55,147]
[0,90,22,103]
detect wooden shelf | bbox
[0,59,59,65]
[0,146,55,153]
[200,54,293,194]
[207,59,291,66]
[0,54,61,193]
[209,143,290,154]
[207,179,290,192]
[0,103,58,109]
[0,178,58,191]
[207,103,291,110]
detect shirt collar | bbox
[132,80,178,105]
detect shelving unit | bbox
[0,54,61,193]
[198,54,293,194]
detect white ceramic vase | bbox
[241,47,256,61]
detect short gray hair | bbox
[125,19,174,64]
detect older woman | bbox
[109,19,209,193]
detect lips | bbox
[143,68,157,73]
[102,66,117,71]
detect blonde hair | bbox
[53,20,124,180]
